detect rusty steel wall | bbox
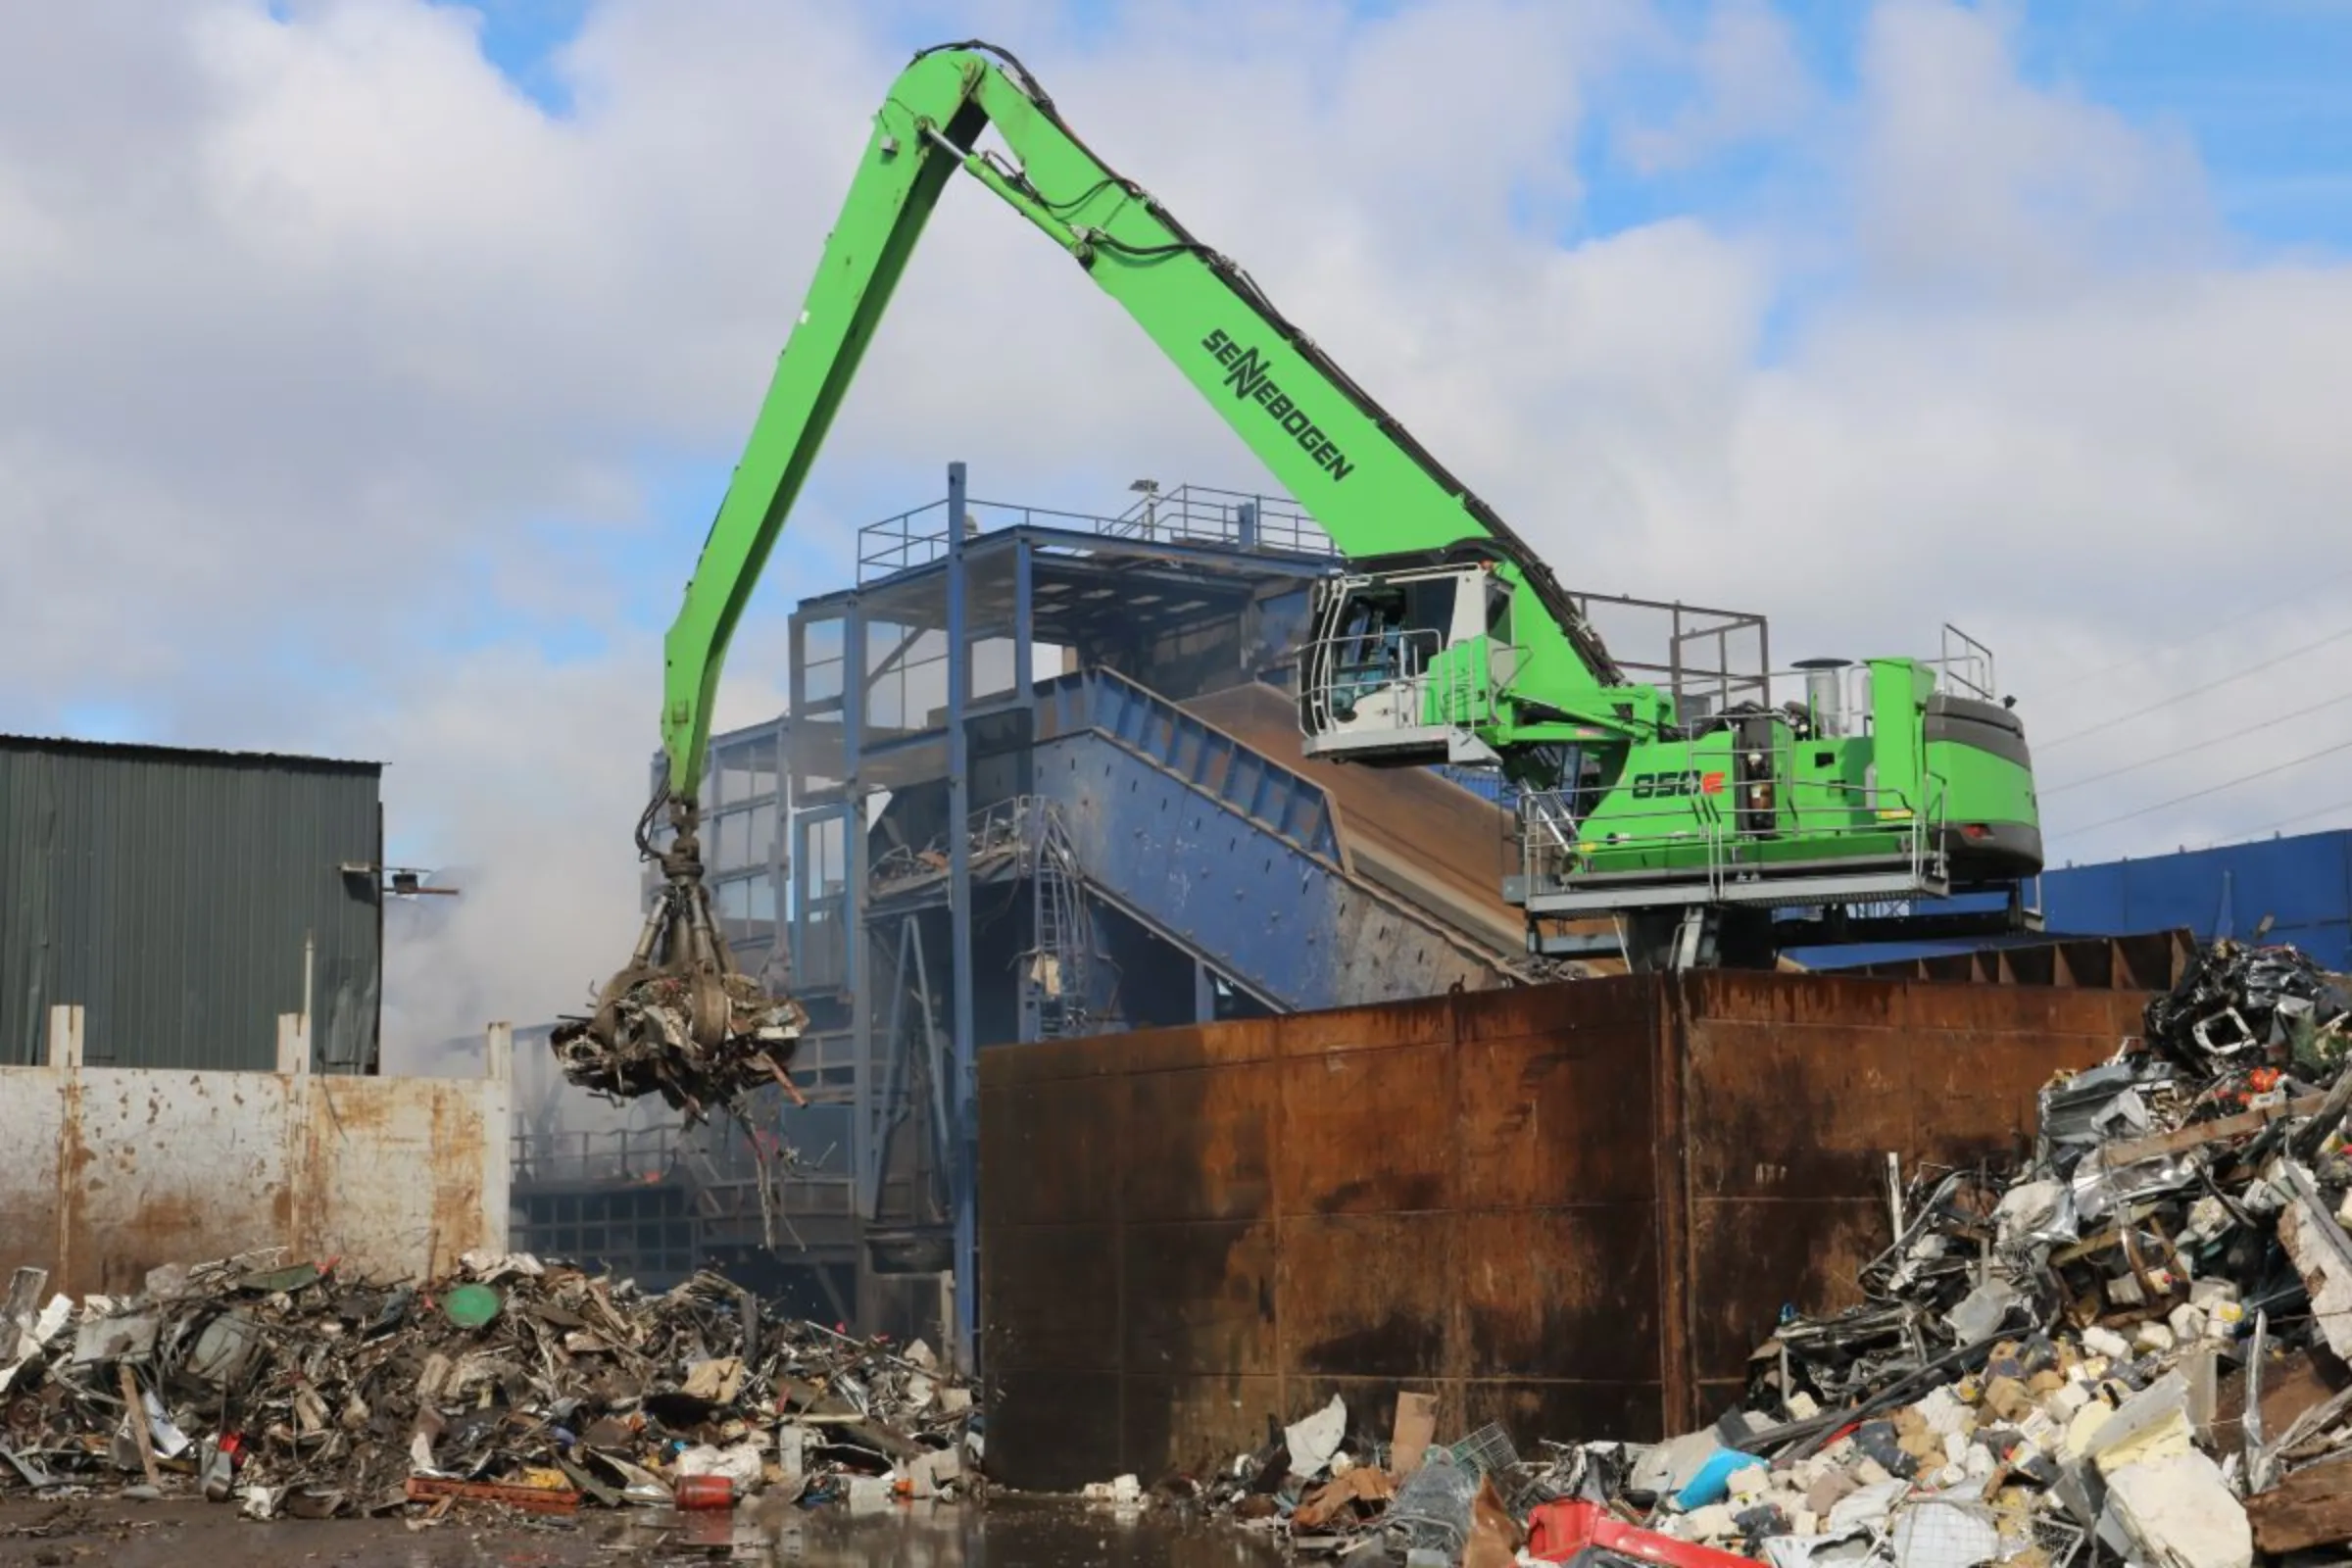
[1835,929,2192,991]
[1672,974,2145,1414]
[0,1030,512,1297]
[978,971,2147,1492]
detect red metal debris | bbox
[1525,1500,1760,1568]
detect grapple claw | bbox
[549,799,808,1119]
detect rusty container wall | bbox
[978,970,2147,1492]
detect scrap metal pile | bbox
[0,1251,972,1521]
[1159,939,2352,1567]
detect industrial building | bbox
[0,733,386,1072]
[510,467,1543,1326]
[509,466,1805,1338]
[0,734,515,1301]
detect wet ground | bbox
[0,1494,1283,1567]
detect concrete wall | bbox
[1,1005,511,1297]
[978,971,2150,1491]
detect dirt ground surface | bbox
[0,1494,1280,1567]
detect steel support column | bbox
[1012,532,1039,1067]
[1013,534,1035,702]
[767,712,792,991]
[842,593,874,1225]
[945,462,979,1370]
[1195,959,1216,1023]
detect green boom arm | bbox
[659,39,1630,801]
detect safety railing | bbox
[692,1175,858,1220]
[1517,771,1948,903]
[1934,624,1997,703]
[512,1126,858,1208]
[512,1126,688,1186]
[1762,626,2000,738]
[859,497,1164,580]
[856,497,955,579]
[1656,600,1771,718]
[1518,783,1727,884]
[1103,483,1334,557]
[856,484,1335,582]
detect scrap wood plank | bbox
[117,1367,159,1488]
[1392,1391,1438,1476]
[404,1476,580,1515]
[2247,1454,2352,1554]
[2093,1092,2327,1169]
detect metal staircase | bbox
[1023,802,1102,1040]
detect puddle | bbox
[598,1496,1281,1566]
[0,1494,1284,1568]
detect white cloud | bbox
[1619,0,1815,172]
[5,0,2352,1053]
[1847,0,2218,299]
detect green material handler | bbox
[571,41,2042,1068]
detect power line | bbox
[2041,687,2352,796]
[2217,793,2352,847]
[2056,731,2352,841]
[2021,564,2352,707]
[2037,619,2352,751]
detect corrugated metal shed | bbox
[1,734,383,1072]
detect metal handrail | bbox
[856,484,1337,582]
[1524,773,1937,841]
[1934,624,1997,703]
[1787,633,2000,738]
[510,1126,685,1186]
[857,499,955,579]
[511,1125,860,1203]
[1519,772,1948,899]
[1105,483,1332,555]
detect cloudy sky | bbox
[4,0,2349,1046]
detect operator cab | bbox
[1298,564,1510,765]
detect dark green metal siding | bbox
[0,737,382,1072]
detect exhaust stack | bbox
[1792,658,1852,739]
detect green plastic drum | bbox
[441,1284,501,1328]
